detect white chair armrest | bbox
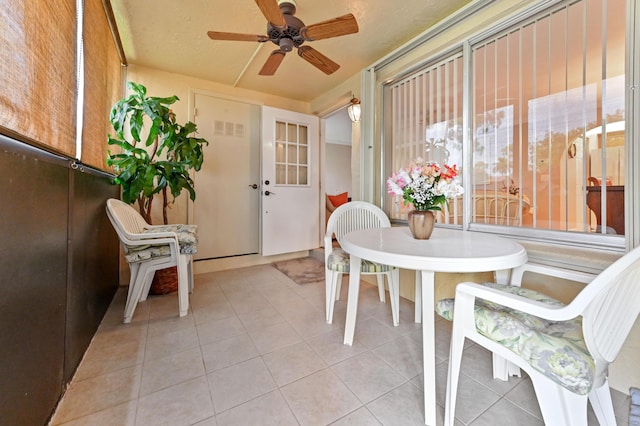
[455,282,584,322]
[509,262,596,286]
[118,233,181,251]
[126,232,179,241]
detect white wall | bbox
[325,109,352,145]
[324,109,352,196]
[325,144,351,196]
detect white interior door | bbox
[261,106,319,256]
[193,94,260,259]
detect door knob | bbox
[248,184,258,189]
[264,190,275,196]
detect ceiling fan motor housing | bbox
[267,11,305,49]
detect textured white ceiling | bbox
[110,0,473,102]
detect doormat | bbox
[272,257,325,285]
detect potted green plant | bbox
[107,81,208,294]
[106,81,208,225]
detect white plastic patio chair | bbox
[106,198,195,323]
[324,201,400,325]
[436,249,640,426]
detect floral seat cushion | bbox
[435,283,595,395]
[327,248,396,273]
[124,224,198,262]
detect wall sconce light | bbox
[347,96,361,123]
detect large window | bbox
[387,0,626,240]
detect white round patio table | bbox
[340,226,528,426]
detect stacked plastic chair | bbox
[106,198,196,323]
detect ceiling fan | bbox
[207,0,359,76]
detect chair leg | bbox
[177,254,189,317]
[588,380,616,426]
[492,354,522,380]
[325,269,333,322]
[187,256,194,294]
[139,268,155,302]
[376,274,386,303]
[444,323,466,426]
[124,262,150,323]
[326,271,342,323]
[125,263,140,303]
[529,371,588,426]
[335,273,344,301]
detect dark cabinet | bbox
[586,185,625,235]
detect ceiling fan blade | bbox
[300,14,359,41]
[297,46,340,75]
[254,0,286,29]
[259,50,286,75]
[207,31,269,42]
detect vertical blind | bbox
[389,53,464,220]
[0,0,77,157]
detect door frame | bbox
[319,101,357,242]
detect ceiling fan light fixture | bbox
[348,97,361,122]
[279,38,294,52]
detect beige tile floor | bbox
[50,262,631,426]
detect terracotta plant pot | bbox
[150,266,178,295]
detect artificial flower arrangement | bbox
[387,158,464,211]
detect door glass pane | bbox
[276,141,286,163]
[287,144,297,163]
[299,146,308,165]
[287,165,297,184]
[276,121,286,141]
[299,125,308,145]
[276,164,286,184]
[287,123,297,143]
[274,120,309,187]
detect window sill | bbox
[517,240,623,274]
